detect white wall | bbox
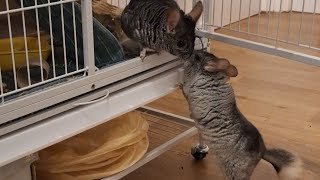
[292,0,320,13]
[178,0,263,28]
[211,0,261,27]
[107,0,127,9]
[261,0,290,12]
[261,0,320,13]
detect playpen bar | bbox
[48,0,56,78]
[275,0,283,48]
[72,2,79,71]
[298,0,305,45]
[238,0,242,30]
[35,0,45,81]
[205,0,211,30]
[212,0,215,27]
[0,68,4,104]
[248,0,252,33]
[257,0,262,34]
[20,0,32,86]
[183,0,186,12]
[220,0,224,28]
[0,0,77,15]
[201,0,205,30]
[5,0,18,90]
[229,0,233,29]
[286,0,293,43]
[60,1,68,74]
[267,0,272,36]
[309,0,317,48]
[202,0,205,29]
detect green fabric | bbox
[21,0,125,69]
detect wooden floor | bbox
[122,40,320,180]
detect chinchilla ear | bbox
[217,58,238,77]
[204,58,229,73]
[204,58,238,77]
[188,1,203,22]
[216,58,231,70]
[226,65,238,77]
[165,9,181,34]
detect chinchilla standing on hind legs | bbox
[181,50,303,180]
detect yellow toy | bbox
[0,36,51,72]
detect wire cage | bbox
[0,0,102,126]
[0,0,188,127]
[0,0,91,112]
[0,0,86,100]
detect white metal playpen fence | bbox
[196,0,320,65]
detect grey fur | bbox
[121,0,203,59]
[182,50,302,180]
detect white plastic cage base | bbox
[0,64,207,180]
[0,67,182,167]
[0,153,38,180]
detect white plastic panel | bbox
[0,67,183,167]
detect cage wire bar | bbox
[0,0,93,104]
[196,0,320,66]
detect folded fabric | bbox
[35,111,149,180]
[36,136,148,180]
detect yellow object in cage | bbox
[0,37,51,72]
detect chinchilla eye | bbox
[177,40,185,48]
